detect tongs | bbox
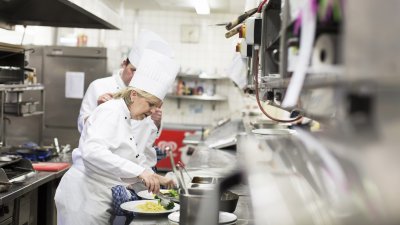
[166,146,188,194]
[155,192,174,209]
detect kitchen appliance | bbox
[27,46,107,147]
[0,43,25,84]
[0,0,121,29]
[0,157,35,192]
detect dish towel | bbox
[110,185,140,225]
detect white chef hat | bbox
[129,49,180,100]
[128,29,174,67]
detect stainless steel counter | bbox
[0,153,71,204]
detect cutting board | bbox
[32,162,71,171]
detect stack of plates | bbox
[168,211,237,225]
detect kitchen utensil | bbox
[192,176,214,184]
[54,138,60,154]
[167,146,187,194]
[177,161,192,181]
[176,164,187,189]
[219,191,239,213]
[155,191,174,209]
[137,189,180,203]
[0,181,12,185]
[0,155,21,162]
[179,191,222,225]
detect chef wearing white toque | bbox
[77,30,173,166]
[55,49,180,225]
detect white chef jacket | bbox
[77,69,159,155]
[55,99,154,225]
[78,69,125,132]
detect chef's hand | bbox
[138,171,161,193]
[151,108,162,130]
[97,93,113,105]
[158,175,176,190]
[138,171,176,193]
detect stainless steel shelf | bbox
[166,94,227,101]
[177,73,229,80]
[5,111,44,117]
[0,83,45,146]
[0,84,44,91]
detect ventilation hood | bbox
[0,0,121,29]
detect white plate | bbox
[136,190,160,200]
[252,128,295,135]
[168,211,237,224]
[136,189,180,203]
[120,200,180,215]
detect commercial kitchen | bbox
[0,0,399,224]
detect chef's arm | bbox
[97,93,114,105]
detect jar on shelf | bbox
[177,79,185,95]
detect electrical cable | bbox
[253,45,303,123]
[257,0,269,13]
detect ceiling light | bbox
[193,0,210,15]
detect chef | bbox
[77,30,173,163]
[54,48,180,225]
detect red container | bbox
[155,129,195,171]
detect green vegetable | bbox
[158,198,175,210]
[164,201,175,210]
[168,189,179,198]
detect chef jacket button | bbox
[130,138,132,140]
[125,116,127,119]
[136,154,139,158]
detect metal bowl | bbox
[219,191,239,213]
[191,176,215,184]
[184,188,239,213]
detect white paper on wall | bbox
[65,71,85,99]
[226,53,247,89]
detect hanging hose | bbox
[253,45,303,123]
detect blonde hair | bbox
[113,87,161,107]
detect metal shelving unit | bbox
[0,84,45,146]
[167,94,227,101]
[169,72,228,110]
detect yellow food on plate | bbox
[136,201,165,212]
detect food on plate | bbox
[165,189,179,198]
[154,189,179,200]
[136,201,165,212]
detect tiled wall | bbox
[0,10,249,126]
